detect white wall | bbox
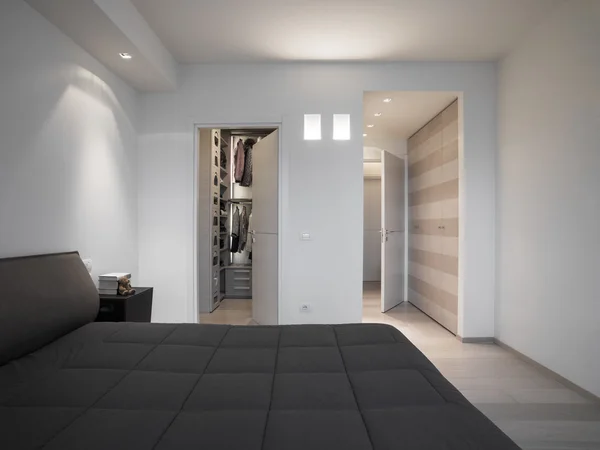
[363,178,382,282]
[0,0,139,283]
[138,62,497,335]
[497,0,600,396]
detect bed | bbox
[0,252,520,449]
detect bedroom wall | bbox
[0,0,139,283]
[138,62,497,337]
[496,0,600,396]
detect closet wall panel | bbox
[407,100,459,333]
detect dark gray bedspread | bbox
[0,322,520,450]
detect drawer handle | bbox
[233,287,250,290]
[234,277,250,281]
[233,270,250,274]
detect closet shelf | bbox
[226,198,253,204]
[220,166,228,176]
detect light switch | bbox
[300,232,311,241]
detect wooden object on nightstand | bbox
[96,287,153,322]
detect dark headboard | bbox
[0,251,99,365]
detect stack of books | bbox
[98,272,131,295]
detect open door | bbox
[381,151,405,312]
[251,130,279,324]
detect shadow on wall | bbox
[0,0,139,283]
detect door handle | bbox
[380,229,389,242]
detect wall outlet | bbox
[299,304,311,313]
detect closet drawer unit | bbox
[226,268,252,291]
[225,284,251,297]
[226,276,252,290]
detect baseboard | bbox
[494,339,600,404]
[456,336,495,344]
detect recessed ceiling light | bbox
[363,133,367,137]
[383,98,392,103]
[119,52,132,60]
[374,112,382,117]
[367,124,374,128]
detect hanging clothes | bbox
[239,206,249,252]
[240,138,254,187]
[234,139,245,183]
[246,212,253,258]
[231,206,240,253]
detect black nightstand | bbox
[96,287,153,322]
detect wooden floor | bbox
[201,283,600,449]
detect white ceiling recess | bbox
[131,0,560,63]
[25,0,178,91]
[363,91,459,143]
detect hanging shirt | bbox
[234,139,245,183]
[240,139,254,187]
[239,206,249,252]
[246,212,253,253]
[231,206,240,253]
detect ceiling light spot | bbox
[119,52,132,60]
[383,98,392,103]
[363,133,367,137]
[367,124,374,128]
[374,112,382,117]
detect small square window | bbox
[333,114,351,140]
[304,114,321,140]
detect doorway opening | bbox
[194,125,280,326]
[362,91,460,336]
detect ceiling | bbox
[130,0,560,63]
[363,91,458,143]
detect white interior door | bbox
[252,130,279,324]
[381,151,406,312]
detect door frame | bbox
[191,122,283,324]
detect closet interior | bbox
[197,127,277,315]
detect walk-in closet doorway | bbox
[192,124,282,326]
